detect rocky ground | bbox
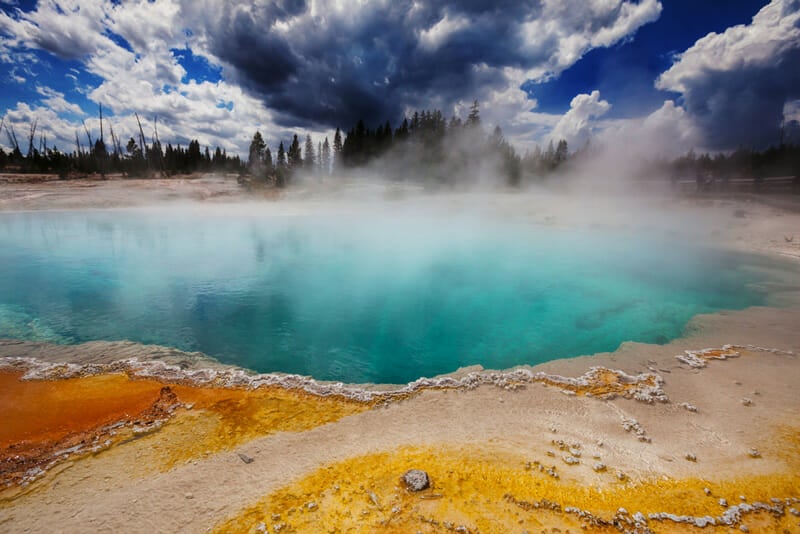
[0,173,250,211]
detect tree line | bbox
[3,102,798,190]
[0,112,244,177]
[246,129,340,187]
[246,99,800,189]
[246,101,577,188]
[662,144,800,183]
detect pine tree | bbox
[395,118,409,142]
[467,100,480,127]
[264,147,273,169]
[277,141,287,167]
[213,147,223,169]
[288,134,302,168]
[126,137,138,157]
[555,139,568,163]
[187,139,202,171]
[545,139,555,165]
[321,137,331,174]
[490,125,504,148]
[248,131,266,172]
[382,120,392,152]
[332,127,342,168]
[304,134,315,170]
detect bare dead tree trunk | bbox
[99,104,104,145]
[6,123,20,152]
[135,112,148,174]
[27,119,38,158]
[82,121,93,152]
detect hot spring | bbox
[0,201,767,384]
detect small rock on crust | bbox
[237,453,254,464]
[402,469,431,492]
[367,491,380,507]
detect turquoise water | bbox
[0,208,766,384]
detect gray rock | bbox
[367,491,380,507]
[402,469,430,491]
[238,452,254,464]
[694,516,716,527]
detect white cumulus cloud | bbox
[656,0,800,148]
[549,90,611,149]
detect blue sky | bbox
[531,0,767,117]
[1,1,799,156]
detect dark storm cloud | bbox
[676,51,800,149]
[205,0,535,127]
[657,0,800,149]
[210,8,299,91]
[202,0,658,129]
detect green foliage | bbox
[264,147,273,169]
[334,102,529,187]
[332,128,343,163]
[321,137,331,174]
[467,100,480,127]
[668,144,800,182]
[0,131,243,177]
[288,134,302,169]
[277,141,287,167]
[304,134,315,170]
[248,131,266,171]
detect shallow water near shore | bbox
[0,206,770,384]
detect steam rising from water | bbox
[0,191,767,383]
